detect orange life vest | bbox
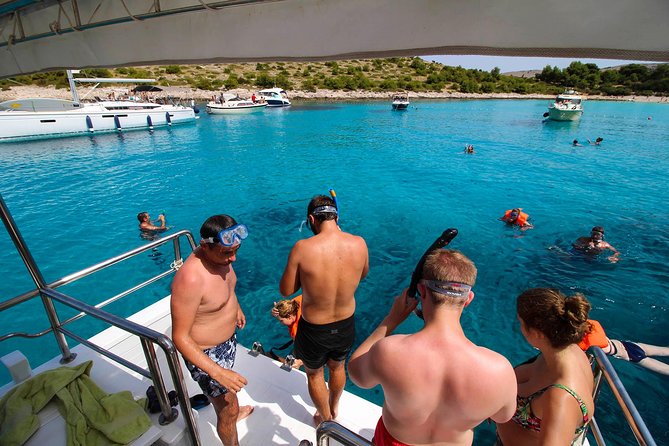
[288,295,302,340]
[503,209,529,226]
[579,319,609,351]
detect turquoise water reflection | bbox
[1,99,667,444]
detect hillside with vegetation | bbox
[1,58,668,97]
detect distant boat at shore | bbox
[544,89,584,121]
[0,70,196,142]
[392,92,410,110]
[206,93,267,114]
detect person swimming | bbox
[572,226,620,262]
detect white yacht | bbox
[0,71,196,142]
[206,93,267,114]
[545,89,584,121]
[258,88,291,107]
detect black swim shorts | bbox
[293,315,355,370]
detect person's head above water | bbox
[509,208,521,220]
[306,195,338,232]
[591,226,605,241]
[517,288,591,348]
[137,212,150,223]
[420,249,477,308]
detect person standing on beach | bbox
[280,194,369,424]
[349,250,516,446]
[171,214,253,445]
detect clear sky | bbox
[424,55,655,73]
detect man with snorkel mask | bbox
[348,249,516,446]
[573,226,621,263]
[171,214,253,445]
[280,194,369,425]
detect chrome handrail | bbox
[589,347,657,446]
[316,421,373,446]
[1,192,201,445]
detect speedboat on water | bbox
[258,88,291,107]
[206,93,267,114]
[391,92,410,110]
[0,71,196,142]
[545,89,584,121]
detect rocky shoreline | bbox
[1,85,667,103]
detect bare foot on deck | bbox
[238,405,254,421]
[313,411,323,426]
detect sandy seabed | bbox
[1,85,667,103]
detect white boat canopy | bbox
[1,0,668,78]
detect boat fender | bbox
[165,112,172,125]
[114,115,122,131]
[192,105,200,114]
[146,115,154,129]
[85,115,94,132]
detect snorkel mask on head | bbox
[203,224,249,246]
[306,189,339,232]
[591,226,605,242]
[407,229,459,320]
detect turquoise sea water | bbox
[1,99,667,444]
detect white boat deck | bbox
[0,296,381,445]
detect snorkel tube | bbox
[329,188,338,214]
[407,229,459,318]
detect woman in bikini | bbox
[496,288,595,445]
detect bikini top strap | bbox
[550,384,590,423]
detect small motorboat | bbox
[544,89,584,121]
[258,88,291,107]
[206,93,267,114]
[391,92,410,110]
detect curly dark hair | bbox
[517,288,591,348]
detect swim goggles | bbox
[421,280,471,298]
[203,224,249,246]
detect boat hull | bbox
[206,103,267,114]
[0,106,196,141]
[392,102,409,110]
[547,106,582,121]
[264,99,291,107]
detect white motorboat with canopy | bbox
[258,88,291,107]
[0,1,666,445]
[206,93,267,114]
[545,89,585,121]
[0,70,196,141]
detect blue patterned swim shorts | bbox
[184,333,237,398]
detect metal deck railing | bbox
[589,347,657,446]
[0,193,201,446]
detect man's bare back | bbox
[349,250,516,446]
[280,222,369,324]
[373,326,516,445]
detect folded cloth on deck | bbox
[0,360,151,446]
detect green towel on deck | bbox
[0,360,151,446]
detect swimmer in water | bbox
[580,320,669,376]
[499,208,534,230]
[572,226,620,263]
[137,212,167,232]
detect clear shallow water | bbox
[1,99,667,444]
